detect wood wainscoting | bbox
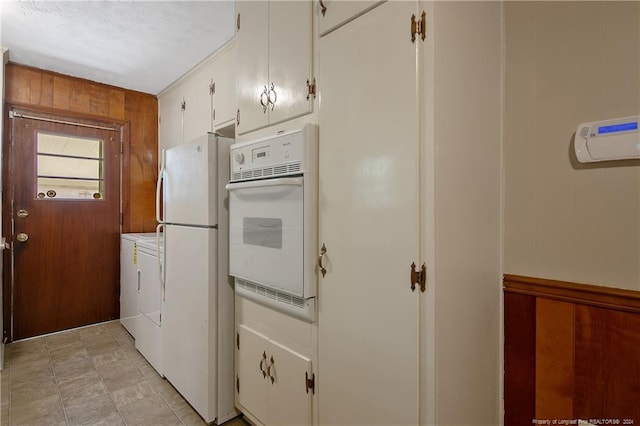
[4,63,158,233]
[504,275,640,425]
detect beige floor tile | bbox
[49,341,89,369]
[10,393,66,426]
[45,331,81,349]
[92,348,128,368]
[85,339,121,357]
[64,393,123,426]
[110,380,157,408]
[97,359,145,393]
[9,357,52,380]
[53,356,96,382]
[58,370,108,406]
[78,325,111,340]
[172,399,206,426]
[122,346,150,367]
[118,393,174,426]
[10,372,58,406]
[141,411,184,425]
[10,338,47,355]
[115,332,135,347]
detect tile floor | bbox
[0,321,250,426]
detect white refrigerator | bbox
[157,133,236,424]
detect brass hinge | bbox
[410,262,427,292]
[236,332,240,350]
[306,78,317,100]
[236,375,240,393]
[209,82,215,95]
[236,109,240,126]
[305,372,315,394]
[180,99,186,111]
[411,11,427,43]
[237,13,240,31]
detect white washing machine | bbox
[135,237,164,375]
[120,233,156,337]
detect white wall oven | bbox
[226,125,317,321]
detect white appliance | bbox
[226,125,318,322]
[120,232,156,337]
[134,237,163,375]
[156,133,236,424]
[574,115,640,162]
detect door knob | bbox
[16,233,29,243]
[17,209,29,218]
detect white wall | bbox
[504,1,640,290]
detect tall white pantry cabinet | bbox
[316,1,502,425]
[235,1,502,425]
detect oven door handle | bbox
[226,177,303,191]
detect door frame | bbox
[2,106,127,342]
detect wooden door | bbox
[11,114,121,340]
[317,1,421,424]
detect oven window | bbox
[243,217,283,249]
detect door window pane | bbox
[36,133,105,200]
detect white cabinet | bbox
[236,324,313,426]
[317,0,383,36]
[317,2,421,425]
[235,1,313,135]
[317,1,502,425]
[158,43,236,151]
[212,45,236,129]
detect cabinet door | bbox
[268,0,313,126]
[317,2,420,425]
[236,1,269,134]
[212,45,237,129]
[237,324,270,423]
[158,87,183,151]
[182,68,211,143]
[318,0,383,36]
[268,340,312,426]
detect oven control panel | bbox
[229,126,317,181]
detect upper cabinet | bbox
[235,1,314,135]
[317,0,383,36]
[158,42,236,151]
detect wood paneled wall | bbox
[504,275,640,425]
[4,63,158,233]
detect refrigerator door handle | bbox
[156,223,166,301]
[156,149,166,224]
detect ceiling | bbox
[0,1,236,95]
